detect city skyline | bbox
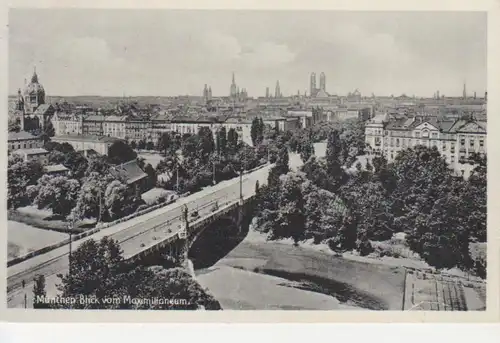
[9,9,486,97]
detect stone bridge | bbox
[126,195,256,266]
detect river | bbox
[194,230,405,311]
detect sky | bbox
[9,9,487,98]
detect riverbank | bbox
[195,230,406,310]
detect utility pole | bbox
[239,169,243,203]
[97,187,102,223]
[176,163,179,192]
[212,159,216,185]
[22,279,26,309]
[68,221,74,291]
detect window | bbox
[451,145,455,153]
[461,138,466,146]
[422,130,429,138]
[415,132,420,138]
[443,143,447,151]
[432,132,438,138]
[470,140,475,148]
[480,139,484,147]
[396,139,400,147]
[451,156,455,163]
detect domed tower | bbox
[23,68,45,115]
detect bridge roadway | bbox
[7,164,272,308]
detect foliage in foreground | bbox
[36,237,222,310]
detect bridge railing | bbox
[126,195,255,261]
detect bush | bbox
[156,195,168,205]
[357,238,374,256]
[136,204,149,213]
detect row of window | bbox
[10,141,39,150]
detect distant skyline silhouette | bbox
[9,9,486,98]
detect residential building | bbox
[13,148,49,164]
[125,118,154,142]
[365,114,487,178]
[110,160,148,193]
[8,131,42,152]
[51,113,83,136]
[44,164,70,176]
[51,134,124,156]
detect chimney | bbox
[485,91,488,101]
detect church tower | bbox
[230,72,237,98]
[310,72,316,97]
[275,80,281,98]
[319,72,326,91]
[23,67,45,115]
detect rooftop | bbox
[14,148,48,155]
[52,134,124,144]
[110,160,147,185]
[44,164,69,173]
[8,131,39,141]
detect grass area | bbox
[138,153,165,169]
[9,206,95,234]
[8,221,69,259]
[8,242,22,260]
[141,188,177,205]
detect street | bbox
[7,164,273,308]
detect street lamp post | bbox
[176,163,179,192]
[239,169,243,203]
[212,158,216,185]
[68,223,74,292]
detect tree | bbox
[40,121,55,144]
[137,140,146,150]
[8,155,44,208]
[227,128,239,155]
[157,132,173,156]
[55,237,221,309]
[251,117,264,146]
[198,127,216,162]
[73,172,115,221]
[56,142,75,154]
[104,180,143,220]
[269,172,307,244]
[130,141,137,150]
[258,118,265,144]
[63,151,88,180]
[146,141,155,150]
[325,130,346,192]
[301,156,331,191]
[407,189,472,270]
[144,163,157,189]
[33,274,50,309]
[108,141,137,165]
[56,237,126,308]
[300,139,315,163]
[34,175,80,217]
[48,150,66,164]
[85,155,111,177]
[8,119,21,133]
[182,134,199,160]
[276,146,290,175]
[216,127,227,156]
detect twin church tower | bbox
[310,72,326,98]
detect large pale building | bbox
[365,114,486,178]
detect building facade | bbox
[365,114,486,177]
[8,131,42,152]
[51,135,123,156]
